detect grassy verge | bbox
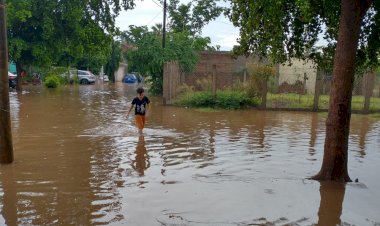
[266,93,380,111]
[174,90,259,109]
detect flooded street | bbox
[1,83,380,226]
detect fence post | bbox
[313,68,323,111]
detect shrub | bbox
[215,90,257,109]
[246,63,276,98]
[176,83,194,94]
[44,76,60,88]
[195,78,212,91]
[175,90,259,109]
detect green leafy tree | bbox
[6,0,135,90]
[125,28,200,95]
[104,39,122,82]
[228,0,378,182]
[121,25,149,44]
[168,0,224,36]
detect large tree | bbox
[6,0,135,90]
[1,0,136,163]
[125,25,206,94]
[168,0,224,36]
[228,0,378,182]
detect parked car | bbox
[60,69,96,84]
[130,72,144,83]
[8,72,17,89]
[99,74,109,82]
[123,73,143,84]
[77,70,96,84]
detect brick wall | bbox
[182,51,248,90]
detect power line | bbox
[151,0,162,8]
[147,10,163,26]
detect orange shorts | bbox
[135,115,146,129]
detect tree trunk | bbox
[16,62,23,92]
[312,0,372,182]
[0,0,14,163]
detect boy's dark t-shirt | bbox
[132,96,150,115]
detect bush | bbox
[175,90,259,109]
[195,78,212,91]
[246,63,276,98]
[44,76,60,88]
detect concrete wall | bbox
[115,62,128,82]
[278,59,317,94]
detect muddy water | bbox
[1,83,379,226]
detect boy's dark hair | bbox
[137,87,144,94]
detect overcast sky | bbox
[115,0,240,51]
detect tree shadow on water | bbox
[316,181,346,226]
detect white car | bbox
[61,69,96,84]
[99,74,109,82]
[77,70,96,84]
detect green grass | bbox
[195,107,224,113]
[266,93,380,111]
[267,93,315,109]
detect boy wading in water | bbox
[127,87,151,134]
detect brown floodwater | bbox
[1,83,379,226]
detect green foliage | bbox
[126,29,200,95]
[228,0,380,71]
[126,31,163,94]
[6,0,135,74]
[105,40,122,82]
[44,76,60,88]
[121,25,149,44]
[176,83,194,94]
[246,64,276,98]
[195,78,212,91]
[175,90,259,109]
[266,93,380,111]
[168,0,224,36]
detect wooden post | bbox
[0,0,14,163]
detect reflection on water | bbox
[132,136,150,177]
[316,182,345,226]
[0,84,379,225]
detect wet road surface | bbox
[1,83,380,225]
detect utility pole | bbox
[0,0,14,163]
[162,0,167,48]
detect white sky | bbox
[115,0,239,51]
